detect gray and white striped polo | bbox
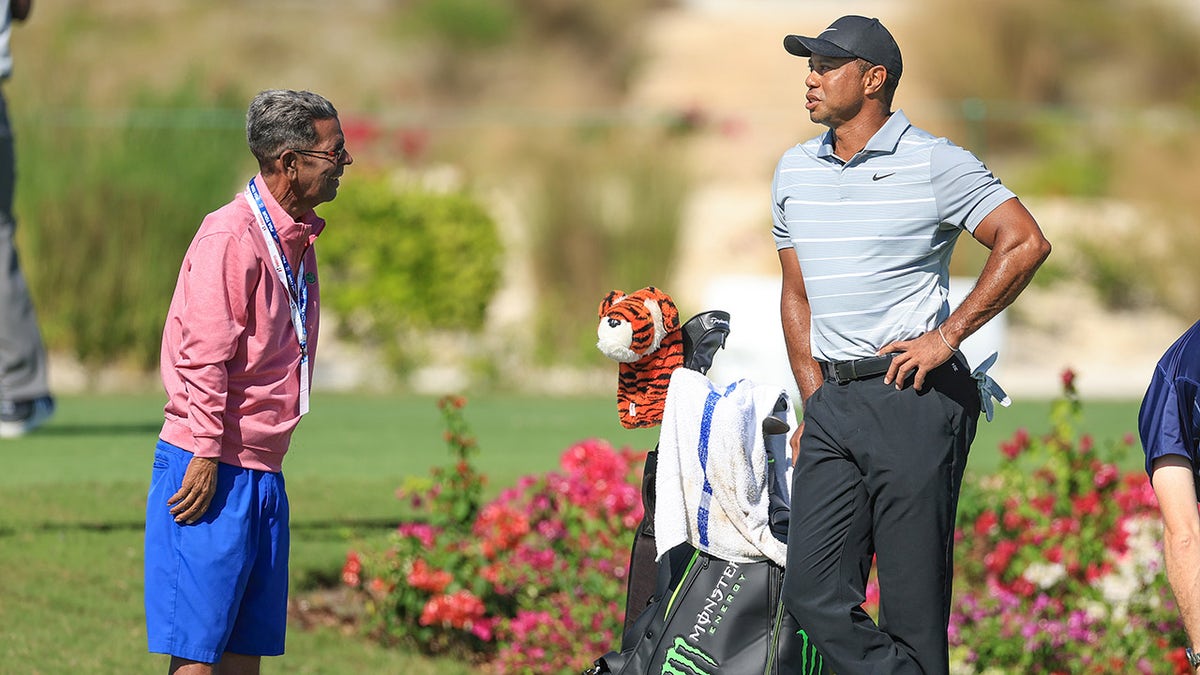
[771,110,1015,363]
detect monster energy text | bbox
[688,561,745,642]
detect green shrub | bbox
[1015,113,1114,198]
[343,372,1180,673]
[913,0,1200,157]
[950,370,1180,672]
[525,128,690,364]
[344,396,641,673]
[317,173,503,373]
[414,0,518,50]
[15,82,249,369]
[1072,236,1156,311]
[910,0,1200,320]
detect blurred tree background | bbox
[911,0,1200,316]
[8,0,1200,391]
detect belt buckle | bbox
[832,361,851,385]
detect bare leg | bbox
[169,657,213,675]
[216,653,262,675]
[168,653,261,675]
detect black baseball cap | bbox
[784,15,902,81]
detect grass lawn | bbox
[0,391,1143,673]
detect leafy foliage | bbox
[413,0,519,51]
[317,173,503,372]
[344,397,643,674]
[345,375,1193,674]
[911,0,1200,318]
[15,80,249,369]
[913,0,1200,155]
[950,370,1186,673]
[525,129,691,364]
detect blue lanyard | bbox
[246,178,310,414]
[248,180,306,320]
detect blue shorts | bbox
[144,440,290,663]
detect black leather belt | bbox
[820,354,897,385]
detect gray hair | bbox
[246,89,339,164]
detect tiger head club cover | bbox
[596,286,683,429]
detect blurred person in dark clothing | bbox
[1139,320,1200,674]
[0,0,53,439]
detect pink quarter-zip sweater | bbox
[159,174,324,473]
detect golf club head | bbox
[681,310,730,374]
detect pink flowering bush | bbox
[949,370,1188,673]
[343,396,645,673]
[341,374,1193,673]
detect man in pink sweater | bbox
[144,89,353,675]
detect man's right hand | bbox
[168,455,219,524]
[790,421,806,466]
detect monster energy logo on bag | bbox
[661,636,718,675]
[794,628,824,675]
[689,561,744,641]
[655,561,746,675]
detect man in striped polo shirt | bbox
[772,15,1051,675]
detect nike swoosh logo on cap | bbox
[819,28,838,36]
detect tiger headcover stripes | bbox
[597,287,683,429]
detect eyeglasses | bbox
[287,146,348,164]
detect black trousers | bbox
[782,356,979,675]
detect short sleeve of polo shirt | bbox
[1139,372,1200,476]
[930,142,1016,234]
[770,159,789,249]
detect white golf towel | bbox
[654,368,795,567]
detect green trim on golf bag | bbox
[589,546,826,675]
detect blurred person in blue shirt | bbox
[1140,320,1200,673]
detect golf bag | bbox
[594,312,828,675]
[593,547,824,675]
[622,310,732,635]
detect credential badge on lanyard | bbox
[245,179,310,415]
